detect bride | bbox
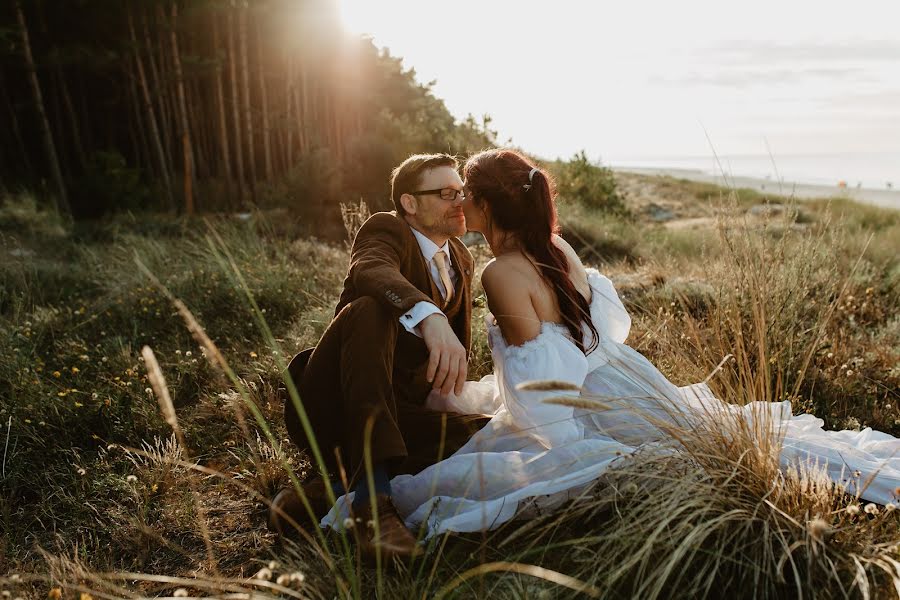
[323,148,900,537]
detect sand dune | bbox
[615,167,900,210]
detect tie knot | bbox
[433,251,448,269]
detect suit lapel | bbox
[447,239,472,352]
[447,241,467,304]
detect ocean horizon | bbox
[609,152,899,192]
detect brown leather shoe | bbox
[268,477,336,537]
[352,494,423,562]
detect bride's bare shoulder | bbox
[482,253,537,288]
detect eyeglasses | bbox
[411,187,466,202]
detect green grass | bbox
[1,182,899,599]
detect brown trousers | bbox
[283,296,490,482]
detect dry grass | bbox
[2,185,899,598]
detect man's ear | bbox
[400,193,418,215]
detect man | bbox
[270,153,491,560]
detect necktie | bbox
[432,251,454,305]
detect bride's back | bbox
[487,234,591,328]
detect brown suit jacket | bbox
[335,211,474,403]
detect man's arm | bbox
[349,213,467,395]
[347,213,433,316]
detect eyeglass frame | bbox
[410,187,466,202]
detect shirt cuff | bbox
[400,301,445,337]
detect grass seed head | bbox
[517,379,582,392]
[141,346,176,429]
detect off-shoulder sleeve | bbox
[492,323,590,449]
[585,268,631,344]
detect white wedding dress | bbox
[322,268,900,538]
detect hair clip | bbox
[523,167,539,191]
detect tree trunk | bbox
[14,0,70,218]
[0,68,33,178]
[169,2,193,215]
[228,8,244,198]
[142,9,173,175]
[256,18,272,181]
[298,59,309,153]
[128,9,175,211]
[212,14,232,185]
[128,68,151,173]
[239,4,255,192]
[284,52,294,169]
[189,77,211,183]
[76,76,93,153]
[57,67,87,170]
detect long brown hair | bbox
[464,149,598,354]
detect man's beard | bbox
[423,214,466,238]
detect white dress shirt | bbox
[400,226,457,336]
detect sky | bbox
[338,0,900,166]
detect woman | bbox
[323,149,900,538]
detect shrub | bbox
[552,150,628,215]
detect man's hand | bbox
[420,313,467,397]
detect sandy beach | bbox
[616,167,900,210]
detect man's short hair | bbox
[390,153,458,215]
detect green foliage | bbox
[552,150,627,215]
[73,151,149,217]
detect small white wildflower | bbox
[343,517,355,529]
[267,560,279,570]
[865,503,879,515]
[145,387,153,395]
[846,369,854,376]
[173,589,188,598]
[885,503,896,512]
[807,517,831,541]
[885,404,892,411]
[175,350,182,355]
[846,504,860,516]
[185,350,192,357]
[77,467,87,476]
[289,572,305,583]
[827,352,834,358]
[254,567,273,580]
[276,574,290,586]
[126,475,138,483]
